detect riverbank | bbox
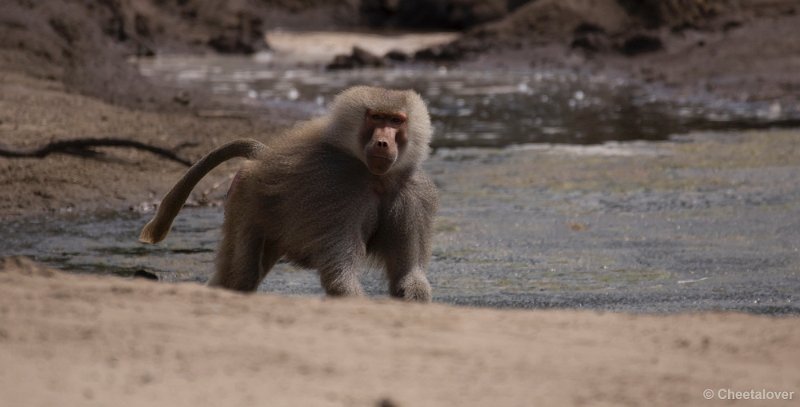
[0,71,278,217]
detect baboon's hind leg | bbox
[208,222,267,292]
[258,240,281,286]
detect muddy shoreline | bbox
[5,127,797,314]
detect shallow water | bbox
[5,183,798,314]
[140,54,799,147]
[1,209,388,297]
[3,211,217,282]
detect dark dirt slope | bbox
[0,0,160,107]
[0,0,355,107]
[0,0,298,215]
[0,0,523,107]
[424,0,799,104]
[0,1,241,107]
[428,0,747,55]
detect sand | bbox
[1,257,798,407]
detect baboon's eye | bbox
[389,116,405,126]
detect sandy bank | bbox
[1,257,798,406]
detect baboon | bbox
[139,86,438,301]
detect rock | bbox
[376,397,399,407]
[326,54,357,70]
[135,40,156,57]
[619,33,663,56]
[360,0,508,30]
[573,22,606,35]
[722,20,742,31]
[133,13,151,37]
[571,23,609,52]
[173,90,191,106]
[133,270,159,280]
[571,34,608,52]
[413,44,464,62]
[207,34,256,54]
[617,0,728,29]
[207,14,268,55]
[352,46,385,66]
[384,49,410,62]
[326,46,386,70]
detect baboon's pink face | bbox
[360,109,408,175]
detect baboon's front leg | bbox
[319,261,366,297]
[387,262,432,302]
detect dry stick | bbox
[0,137,194,167]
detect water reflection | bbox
[140,55,799,147]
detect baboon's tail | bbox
[139,139,266,244]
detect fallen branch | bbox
[0,137,195,167]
